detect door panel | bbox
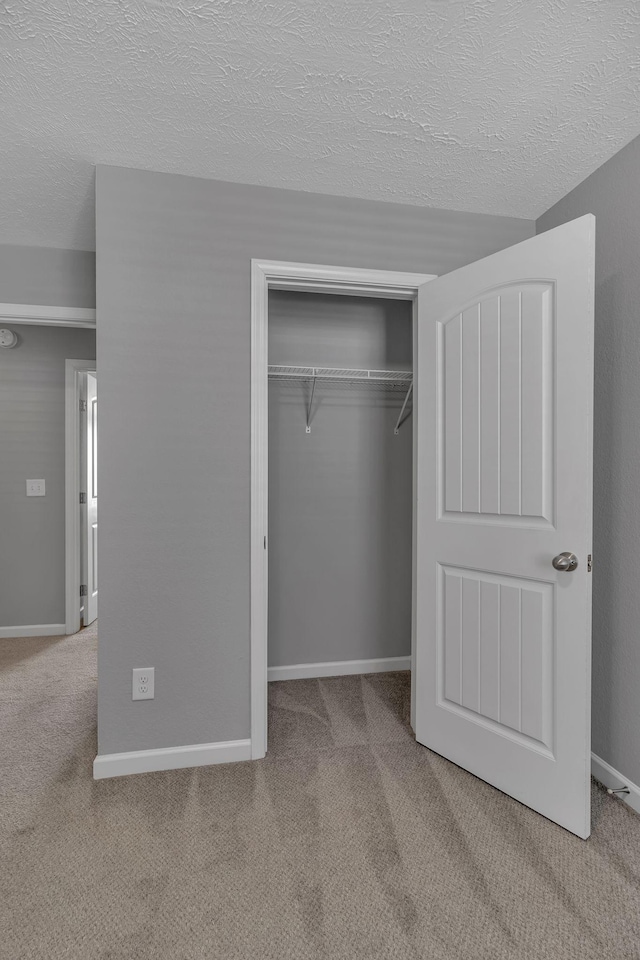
[414,215,594,838]
[439,565,553,752]
[441,283,554,525]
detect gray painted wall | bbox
[537,133,640,787]
[0,244,96,308]
[96,164,534,755]
[268,292,412,668]
[0,324,96,627]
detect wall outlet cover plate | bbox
[26,479,45,496]
[132,667,155,700]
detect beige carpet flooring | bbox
[1,628,639,960]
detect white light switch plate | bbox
[26,479,45,497]
[132,667,155,700]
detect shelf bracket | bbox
[394,382,413,435]
[306,375,317,433]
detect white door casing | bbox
[414,215,595,838]
[65,358,96,635]
[85,373,98,625]
[249,261,436,760]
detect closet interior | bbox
[267,290,414,678]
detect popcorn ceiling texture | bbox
[1,0,639,250]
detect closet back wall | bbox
[268,292,412,668]
[96,164,533,757]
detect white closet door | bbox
[414,215,594,838]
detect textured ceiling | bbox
[2,0,640,250]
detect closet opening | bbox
[267,290,414,706]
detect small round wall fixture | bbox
[0,328,18,348]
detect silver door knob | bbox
[552,552,578,572]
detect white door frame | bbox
[250,260,436,759]
[65,359,97,634]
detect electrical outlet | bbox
[26,479,45,497]
[132,667,155,701]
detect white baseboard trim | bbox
[93,738,252,780]
[0,623,66,639]
[591,752,640,816]
[268,656,411,682]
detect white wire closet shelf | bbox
[268,364,413,434]
[268,364,412,384]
